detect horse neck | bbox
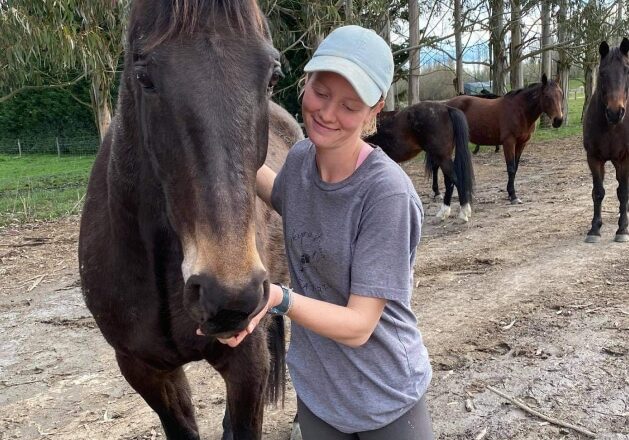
[510,85,543,125]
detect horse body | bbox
[79,1,302,438]
[583,38,629,243]
[447,75,564,204]
[366,102,475,221]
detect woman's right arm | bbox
[256,164,277,206]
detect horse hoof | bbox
[432,192,443,201]
[436,204,451,220]
[510,198,522,205]
[457,212,469,222]
[461,203,472,218]
[614,234,629,243]
[585,234,601,243]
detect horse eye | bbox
[134,67,155,91]
[269,63,284,89]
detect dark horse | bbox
[79,1,303,439]
[366,102,475,221]
[447,74,564,204]
[583,38,629,243]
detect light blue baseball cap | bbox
[304,25,394,107]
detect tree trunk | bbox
[616,0,623,45]
[90,76,112,142]
[489,0,506,95]
[454,0,464,95]
[583,61,598,122]
[510,0,524,90]
[557,0,570,125]
[540,0,553,127]
[345,0,353,23]
[379,13,396,110]
[408,0,421,105]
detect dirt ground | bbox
[1,135,627,440]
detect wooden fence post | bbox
[56,137,61,157]
[17,139,22,157]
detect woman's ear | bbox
[371,100,386,115]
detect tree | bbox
[489,0,507,94]
[510,0,524,90]
[408,0,421,104]
[0,1,129,141]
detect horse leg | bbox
[436,160,454,221]
[585,155,605,243]
[495,145,500,153]
[473,144,480,155]
[215,331,268,440]
[613,161,629,242]
[115,352,199,440]
[503,138,520,204]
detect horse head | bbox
[125,0,281,338]
[598,38,629,125]
[540,74,564,128]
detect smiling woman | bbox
[246,25,436,440]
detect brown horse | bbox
[467,93,501,154]
[79,1,302,439]
[366,102,475,221]
[583,38,629,243]
[447,74,564,204]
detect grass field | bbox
[0,155,95,226]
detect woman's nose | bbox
[318,101,335,123]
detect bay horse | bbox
[78,1,303,439]
[467,92,501,155]
[366,102,475,222]
[583,38,629,243]
[447,74,564,204]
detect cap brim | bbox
[304,55,382,107]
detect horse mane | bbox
[130,0,267,51]
[504,82,543,98]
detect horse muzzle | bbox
[605,107,626,125]
[183,273,268,337]
[552,117,563,128]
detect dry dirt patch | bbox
[0,136,627,439]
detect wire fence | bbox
[0,135,100,156]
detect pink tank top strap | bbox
[355,142,374,170]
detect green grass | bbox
[0,154,95,226]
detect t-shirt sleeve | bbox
[350,192,423,303]
[270,163,286,216]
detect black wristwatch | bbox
[268,284,293,315]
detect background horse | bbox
[467,92,501,154]
[366,102,475,222]
[447,74,563,204]
[79,1,302,439]
[583,38,629,243]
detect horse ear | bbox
[621,38,629,56]
[599,41,610,58]
[541,73,548,86]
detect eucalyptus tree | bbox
[0,0,129,141]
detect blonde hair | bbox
[360,115,378,138]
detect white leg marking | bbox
[436,203,451,220]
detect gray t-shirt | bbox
[271,139,432,433]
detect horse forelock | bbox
[129,0,267,52]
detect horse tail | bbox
[448,106,475,203]
[424,151,436,179]
[266,314,286,405]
